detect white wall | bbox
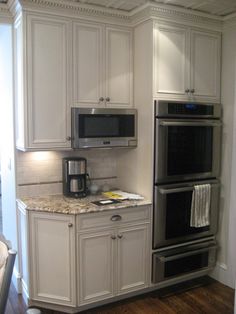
[211,22,236,289]
[0,24,18,286]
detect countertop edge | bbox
[16,195,152,215]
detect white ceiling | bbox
[72,0,236,16]
[1,0,236,17]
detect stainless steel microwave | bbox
[71,108,137,149]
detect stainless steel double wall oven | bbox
[152,100,221,284]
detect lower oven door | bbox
[153,180,220,249]
[152,240,217,284]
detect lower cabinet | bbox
[79,230,115,303]
[29,212,76,306]
[77,207,150,305]
[117,225,149,294]
[18,204,151,310]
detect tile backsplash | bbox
[16,150,118,197]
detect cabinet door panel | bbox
[154,24,188,97]
[29,213,76,306]
[117,225,149,294]
[73,22,103,107]
[79,230,114,304]
[106,27,133,107]
[191,30,221,100]
[27,15,70,148]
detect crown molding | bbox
[131,3,223,31]
[5,0,224,30]
[9,0,132,24]
[223,12,236,30]
[0,3,12,22]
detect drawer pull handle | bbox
[118,234,123,239]
[68,223,73,228]
[111,215,122,222]
[111,235,116,240]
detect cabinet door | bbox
[116,224,149,295]
[154,23,189,100]
[29,212,76,306]
[73,22,104,107]
[190,30,221,101]
[78,230,115,304]
[105,27,133,107]
[27,15,71,149]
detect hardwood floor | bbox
[6,277,235,314]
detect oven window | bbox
[167,126,213,175]
[166,191,209,239]
[164,251,209,278]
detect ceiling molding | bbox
[12,0,132,23]
[131,4,223,30]
[0,2,12,21]
[2,0,225,30]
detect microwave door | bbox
[154,119,221,183]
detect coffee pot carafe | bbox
[63,157,87,198]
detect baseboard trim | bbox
[210,262,235,288]
[12,267,29,305]
[12,267,22,293]
[21,278,29,306]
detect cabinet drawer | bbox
[77,206,150,231]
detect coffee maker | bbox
[63,157,87,198]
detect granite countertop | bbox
[17,194,152,215]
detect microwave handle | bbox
[159,121,222,127]
[157,245,217,263]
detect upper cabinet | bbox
[73,22,133,108]
[15,14,133,151]
[15,13,72,151]
[153,22,221,102]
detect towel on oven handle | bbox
[190,184,211,228]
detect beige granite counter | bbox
[17,194,152,215]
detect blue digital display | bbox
[185,103,197,110]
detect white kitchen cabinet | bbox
[29,212,76,306]
[14,13,71,151]
[154,22,221,102]
[77,206,150,305]
[116,224,149,295]
[79,230,115,303]
[73,22,133,108]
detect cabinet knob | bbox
[68,223,73,228]
[99,97,104,102]
[111,235,116,240]
[105,97,110,102]
[66,136,71,141]
[110,215,122,222]
[117,234,123,239]
[190,89,195,93]
[185,89,190,93]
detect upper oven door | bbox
[154,119,222,183]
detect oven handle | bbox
[157,245,217,262]
[159,121,222,127]
[158,183,219,195]
[158,186,193,194]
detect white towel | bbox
[190,184,211,228]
